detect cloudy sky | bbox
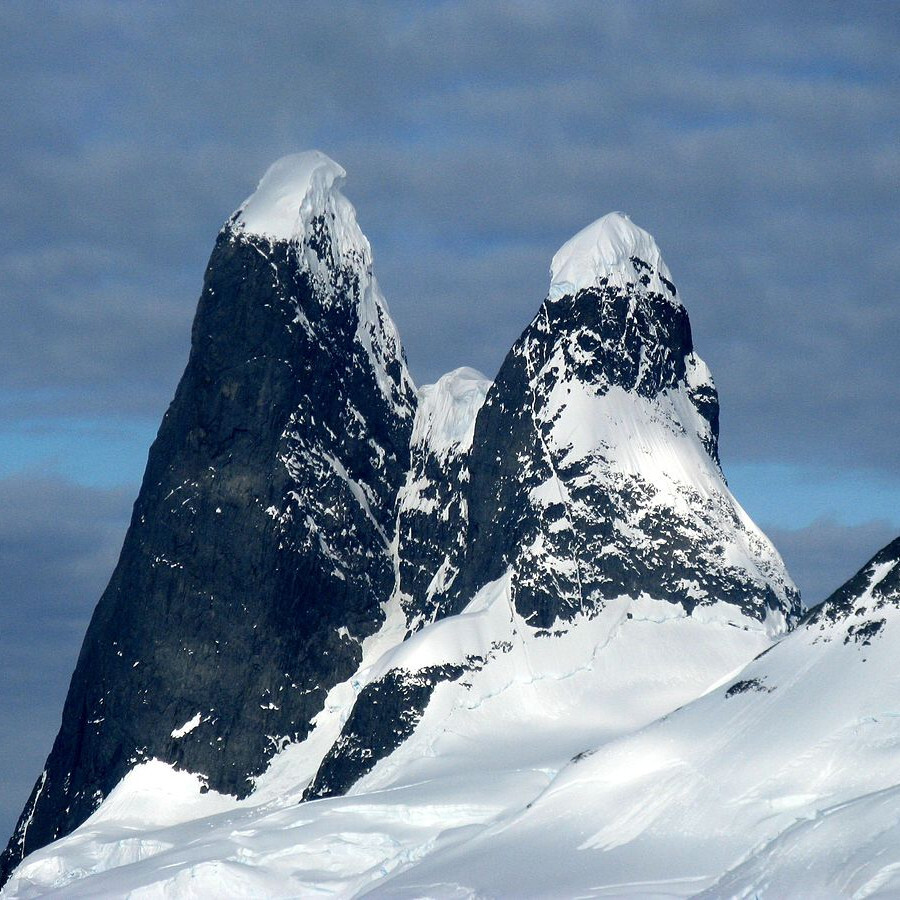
[1,1,898,840]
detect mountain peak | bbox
[412,367,491,460]
[231,151,365,253]
[549,211,677,303]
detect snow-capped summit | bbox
[411,366,491,460]
[447,212,799,630]
[230,151,412,416]
[549,211,677,302]
[231,151,367,257]
[0,152,416,884]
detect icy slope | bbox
[375,537,900,898]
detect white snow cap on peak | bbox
[413,367,492,459]
[548,211,678,303]
[232,151,368,260]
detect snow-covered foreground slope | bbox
[4,584,777,898]
[9,539,900,898]
[379,537,900,898]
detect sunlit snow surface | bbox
[549,212,676,303]
[11,555,900,898]
[6,575,775,898]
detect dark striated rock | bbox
[394,368,490,631]
[802,536,900,646]
[303,663,467,800]
[1,156,414,882]
[447,253,797,629]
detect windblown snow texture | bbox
[8,539,900,897]
[371,535,900,899]
[0,153,415,881]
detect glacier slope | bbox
[376,539,900,898]
[4,576,777,899]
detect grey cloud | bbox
[0,475,132,840]
[767,518,899,608]
[1,2,898,472]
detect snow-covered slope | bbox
[2,586,780,899]
[373,537,900,899]
[12,538,894,898]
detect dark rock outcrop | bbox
[445,215,799,629]
[802,536,900,644]
[393,367,491,631]
[1,155,414,882]
[302,213,800,799]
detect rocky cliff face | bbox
[304,212,800,800]
[1,152,415,880]
[3,164,802,889]
[393,367,491,630]
[449,212,798,629]
[802,535,900,644]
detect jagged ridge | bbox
[1,153,415,882]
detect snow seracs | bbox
[549,211,678,302]
[232,150,360,254]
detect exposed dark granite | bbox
[1,221,414,882]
